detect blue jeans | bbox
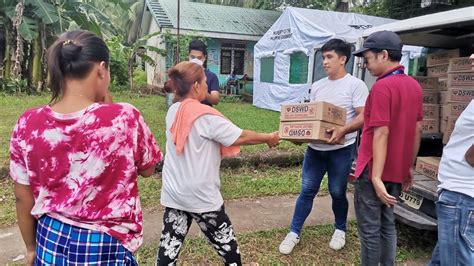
[429,189,474,266]
[290,144,354,235]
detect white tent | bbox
[253,7,396,111]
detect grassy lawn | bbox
[0,92,304,168]
[135,221,436,264]
[0,166,320,228]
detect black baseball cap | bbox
[353,30,402,57]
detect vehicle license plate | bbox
[399,191,423,210]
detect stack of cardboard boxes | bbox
[440,56,474,144]
[413,76,439,134]
[279,102,347,144]
[414,49,474,181]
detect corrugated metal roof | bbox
[146,0,282,36]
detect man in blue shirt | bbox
[188,39,220,106]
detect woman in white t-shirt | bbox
[156,61,280,265]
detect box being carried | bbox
[427,49,460,67]
[415,157,441,180]
[279,120,345,144]
[280,102,346,126]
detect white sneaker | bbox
[279,232,300,255]
[329,229,346,250]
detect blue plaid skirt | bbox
[35,215,137,265]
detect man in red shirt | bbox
[352,31,423,265]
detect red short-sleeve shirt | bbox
[355,66,423,183]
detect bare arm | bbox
[232,130,279,147]
[328,107,365,144]
[139,166,156,177]
[206,91,220,105]
[14,182,36,264]
[372,126,397,207]
[411,122,422,165]
[465,144,474,167]
[344,107,365,134]
[403,121,423,191]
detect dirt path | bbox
[1,193,353,265]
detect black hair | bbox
[321,39,351,65]
[47,30,109,103]
[188,39,207,56]
[368,48,402,62]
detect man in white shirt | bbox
[279,39,369,254]
[429,91,474,265]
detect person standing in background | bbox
[188,39,220,106]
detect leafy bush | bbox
[133,69,147,89]
[106,37,129,87]
[0,78,31,94]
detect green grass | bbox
[0,166,322,228]
[0,178,16,228]
[0,92,304,168]
[135,221,435,264]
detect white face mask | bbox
[190,57,204,66]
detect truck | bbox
[351,6,474,231]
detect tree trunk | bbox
[3,33,12,80]
[11,0,25,80]
[31,34,42,91]
[40,24,47,91]
[128,55,134,91]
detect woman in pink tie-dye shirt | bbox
[10,30,162,265]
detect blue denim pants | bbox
[429,189,474,266]
[290,144,354,235]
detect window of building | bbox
[260,56,274,83]
[220,42,246,75]
[289,51,309,84]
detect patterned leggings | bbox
[156,205,241,265]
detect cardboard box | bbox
[441,88,474,103]
[438,91,447,104]
[448,57,474,73]
[440,119,447,133]
[440,103,468,120]
[422,104,440,120]
[415,157,441,180]
[279,120,344,144]
[446,115,458,132]
[437,78,447,91]
[413,76,437,90]
[427,64,449,78]
[423,90,438,104]
[427,49,460,67]
[447,72,474,87]
[440,116,458,133]
[421,119,439,134]
[442,130,452,145]
[280,102,347,126]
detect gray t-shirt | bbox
[309,74,369,151]
[161,102,243,213]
